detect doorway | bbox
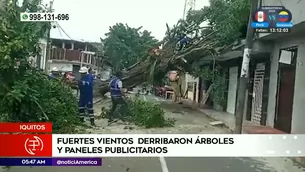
[274,47,297,133]
[193,82,197,102]
[250,63,266,124]
[198,78,203,103]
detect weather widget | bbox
[251,6,293,33]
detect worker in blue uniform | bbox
[180,36,191,46]
[88,68,95,83]
[78,66,95,126]
[175,34,191,51]
[108,71,127,124]
[49,67,60,79]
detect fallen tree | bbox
[100,97,175,128]
[98,21,224,95]
[98,0,250,96]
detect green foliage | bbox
[186,0,250,45]
[193,66,214,80]
[102,23,159,72]
[1,70,80,133]
[0,0,79,133]
[175,0,250,106]
[193,65,227,107]
[126,98,175,128]
[101,98,175,128]
[210,66,227,107]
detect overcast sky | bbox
[45,0,210,42]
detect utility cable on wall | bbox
[55,22,73,40]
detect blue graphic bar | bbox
[0,158,102,166]
[0,158,52,166]
[251,22,269,28]
[276,22,293,28]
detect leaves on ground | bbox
[101,98,175,128]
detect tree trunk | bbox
[97,31,219,96]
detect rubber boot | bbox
[90,118,96,126]
[79,117,84,123]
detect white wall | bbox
[226,66,238,114]
[100,65,112,80]
[28,39,47,69]
[38,38,47,70]
[185,73,200,102]
[49,63,73,72]
[267,35,305,133]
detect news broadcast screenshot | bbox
[1,0,304,172]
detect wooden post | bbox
[234,0,258,134]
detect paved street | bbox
[2,94,305,172]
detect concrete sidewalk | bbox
[177,99,305,166]
[179,99,286,134]
[197,108,305,166]
[198,108,286,134]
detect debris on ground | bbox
[209,121,225,126]
[100,97,175,128]
[82,99,232,134]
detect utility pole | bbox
[45,0,54,71]
[234,0,259,134]
[183,0,196,19]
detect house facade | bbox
[196,0,305,134]
[257,0,305,133]
[47,38,101,79]
[183,73,200,102]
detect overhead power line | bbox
[55,22,73,40]
[183,0,196,19]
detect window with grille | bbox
[279,46,298,65]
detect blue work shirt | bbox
[88,73,95,85]
[78,74,93,102]
[109,77,122,97]
[49,73,55,79]
[180,37,191,44]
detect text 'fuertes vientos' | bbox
[56,136,234,154]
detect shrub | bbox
[101,97,175,128]
[0,1,80,133]
[0,69,80,133]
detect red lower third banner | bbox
[0,134,52,157]
[0,122,52,133]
